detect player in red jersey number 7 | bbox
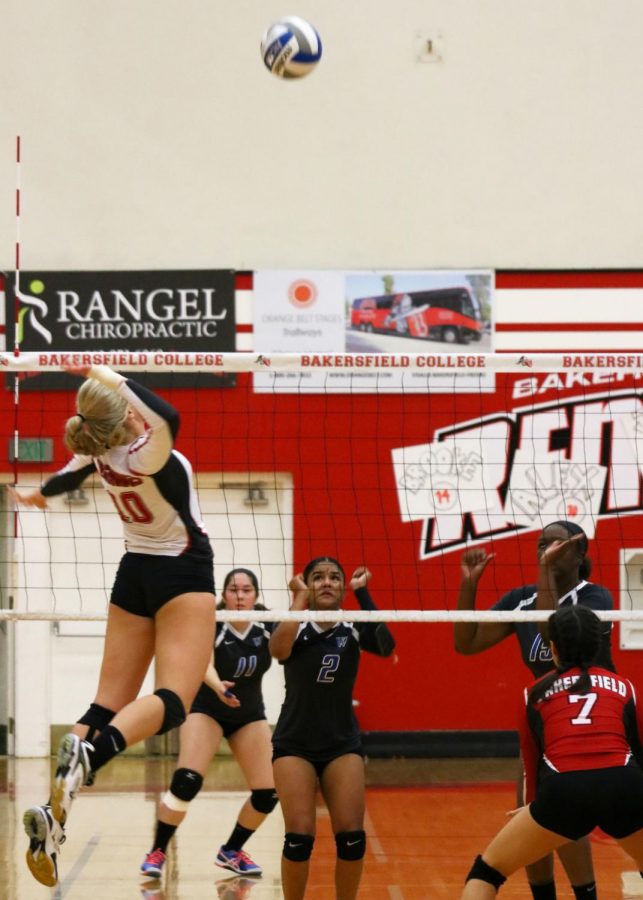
[462,604,643,897]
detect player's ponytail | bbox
[529,605,601,705]
[64,380,129,456]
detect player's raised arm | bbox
[453,548,511,654]
[350,567,396,657]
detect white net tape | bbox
[1,609,642,623]
[2,350,642,373]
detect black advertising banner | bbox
[5,269,237,389]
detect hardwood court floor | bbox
[1,756,639,899]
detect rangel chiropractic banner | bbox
[5,270,236,389]
[253,269,494,393]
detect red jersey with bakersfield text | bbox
[521,667,643,802]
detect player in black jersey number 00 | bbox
[270,557,396,900]
[140,567,278,880]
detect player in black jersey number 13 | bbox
[455,520,614,900]
[270,558,396,900]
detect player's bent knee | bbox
[154,688,186,734]
[77,703,116,742]
[465,854,507,889]
[250,788,279,814]
[335,830,366,861]
[283,832,314,862]
[162,767,204,811]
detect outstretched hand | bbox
[460,547,494,584]
[349,566,372,592]
[6,485,48,509]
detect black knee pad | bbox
[465,854,507,889]
[170,768,203,802]
[154,688,186,734]
[335,830,366,861]
[250,788,279,814]
[283,832,314,862]
[77,703,116,742]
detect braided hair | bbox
[529,604,602,704]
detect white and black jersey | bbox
[41,379,212,562]
[493,580,614,677]
[272,620,389,761]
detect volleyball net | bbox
[1,350,643,627]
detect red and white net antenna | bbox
[12,136,21,487]
[14,136,21,352]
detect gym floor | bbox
[0,756,638,899]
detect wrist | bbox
[88,366,124,390]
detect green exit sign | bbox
[8,438,54,463]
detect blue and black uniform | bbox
[272,588,395,774]
[493,580,614,677]
[191,620,274,737]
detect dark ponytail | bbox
[529,605,602,705]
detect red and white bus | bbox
[350,287,484,344]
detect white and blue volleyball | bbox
[260,16,322,79]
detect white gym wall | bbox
[1,0,642,271]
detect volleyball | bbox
[260,16,322,79]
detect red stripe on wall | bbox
[499,348,643,354]
[235,323,254,333]
[496,322,643,332]
[235,271,253,290]
[496,270,643,289]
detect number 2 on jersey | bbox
[317,654,340,683]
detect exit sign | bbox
[8,438,54,463]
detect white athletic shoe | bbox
[51,732,92,826]
[24,804,65,887]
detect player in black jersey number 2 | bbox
[270,557,396,900]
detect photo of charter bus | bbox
[350,287,483,344]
